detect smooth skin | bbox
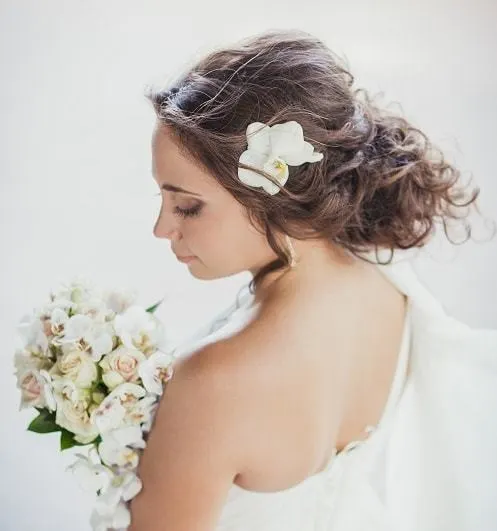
[128,123,408,530]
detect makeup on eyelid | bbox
[154,192,203,218]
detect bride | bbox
[128,29,497,531]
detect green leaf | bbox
[146,299,164,314]
[60,429,85,451]
[60,429,74,450]
[60,430,102,451]
[28,409,60,434]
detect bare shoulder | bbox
[129,336,261,529]
[131,320,303,529]
[158,310,328,490]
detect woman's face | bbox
[151,124,274,279]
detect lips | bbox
[175,254,196,263]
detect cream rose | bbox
[53,382,99,443]
[99,346,146,391]
[17,369,56,411]
[55,348,98,388]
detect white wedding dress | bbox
[164,255,497,531]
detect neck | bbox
[250,239,357,305]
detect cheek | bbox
[184,215,232,258]
[189,200,262,260]
[182,216,218,250]
[217,216,263,256]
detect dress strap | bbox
[330,298,412,460]
[373,297,412,432]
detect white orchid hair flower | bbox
[237,120,324,195]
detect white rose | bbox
[16,369,56,411]
[99,346,146,391]
[53,381,99,443]
[55,349,98,388]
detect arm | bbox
[128,344,245,531]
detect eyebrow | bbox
[160,182,202,197]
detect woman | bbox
[128,29,497,531]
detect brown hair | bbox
[145,28,493,293]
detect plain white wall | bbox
[1,0,496,529]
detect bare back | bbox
[231,260,408,492]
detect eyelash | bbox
[154,193,202,218]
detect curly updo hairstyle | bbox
[146,28,491,293]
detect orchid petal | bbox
[245,122,271,154]
[269,121,306,157]
[238,150,281,195]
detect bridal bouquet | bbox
[13,277,176,530]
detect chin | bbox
[188,269,223,281]
[184,261,212,280]
[186,262,238,281]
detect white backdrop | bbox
[1,1,496,529]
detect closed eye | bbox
[154,193,203,218]
[175,204,202,218]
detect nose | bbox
[153,206,180,240]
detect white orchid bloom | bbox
[46,278,90,312]
[98,434,142,469]
[49,307,70,336]
[49,278,111,322]
[114,306,167,356]
[102,424,146,449]
[97,425,147,469]
[138,351,175,395]
[61,314,93,341]
[13,348,53,376]
[67,447,113,495]
[84,323,115,362]
[51,277,95,304]
[103,288,138,315]
[238,120,324,195]
[90,469,142,529]
[38,297,76,316]
[91,383,146,434]
[99,471,142,512]
[17,315,49,355]
[91,397,128,435]
[54,314,114,362]
[138,395,160,433]
[90,501,132,531]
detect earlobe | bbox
[284,235,299,268]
